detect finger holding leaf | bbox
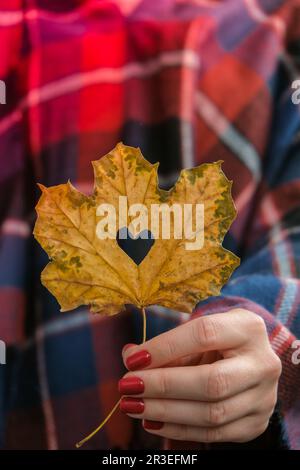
[33,143,240,446]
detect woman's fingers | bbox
[122,310,268,370]
[142,414,271,443]
[119,356,262,402]
[120,386,275,428]
[119,309,281,444]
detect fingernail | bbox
[143,420,164,430]
[118,377,144,395]
[122,343,136,355]
[120,397,145,414]
[126,350,151,371]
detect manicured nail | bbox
[120,397,145,414]
[122,343,136,355]
[118,377,144,395]
[126,350,151,371]
[143,420,164,430]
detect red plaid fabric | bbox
[0,0,300,450]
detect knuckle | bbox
[259,350,282,384]
[235,309,266,332]
[157,370,170,397]
[228,309,267,344]
[203,426,222,443]
[231,308,254,323]
[256,391,277,417]
[232,419,268,443]
[164,337,177,360]
[267,352,282,381]
[248,313,266,334]
[193,317,218,347]
[207,401,227,426]
[268,391,278,415]
[206,365,229,400]
[155,399,168,422]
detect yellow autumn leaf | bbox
[33,142,240,315]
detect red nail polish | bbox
[122,343,136,355]
[143,420,164,430]
[118,377,144,395]
[126,350,151,371]
[120,397,145,414]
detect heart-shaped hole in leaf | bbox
[117,227,155,265]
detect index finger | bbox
[122,309,264,371]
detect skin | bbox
[121,309,282,443]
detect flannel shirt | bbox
[0,0,300,450]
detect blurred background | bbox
[0,0,299,450]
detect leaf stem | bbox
[75,306,147,448]
[75,399,121,448]
[141,306,147,344]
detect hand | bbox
[119,309,282,443]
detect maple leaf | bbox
[33,143,240,315]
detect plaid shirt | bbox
[0,0,300,450]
